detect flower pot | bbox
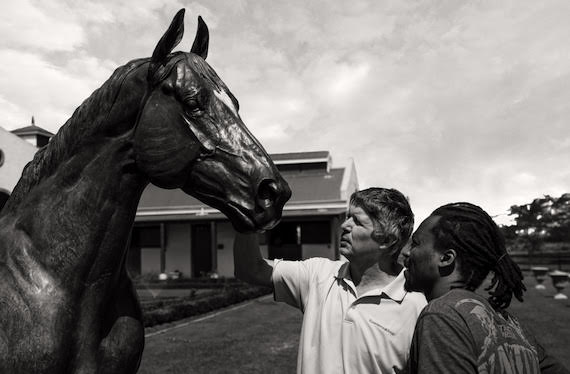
[531,266,549,290]
[549,270,569,300]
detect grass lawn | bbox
[139,296,301,374]
[138,272,570,373]
[509,272,570,367]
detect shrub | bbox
[142,285,271,327]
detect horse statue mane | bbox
[0,9,290,373]
[6,61,143,209]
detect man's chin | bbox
[404,279,415,292]
[403,270,418,292]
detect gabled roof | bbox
[11,125,54,138]
[136,151,358,222]
[138,167,346,209]
[271,151,329,163]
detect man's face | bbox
[339,204,380,261]
[402,215,442,294]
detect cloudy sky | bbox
[1,0,569,224]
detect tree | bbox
[507,193,570,253]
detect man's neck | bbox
[426,276,467,302]
[349,259,402,296]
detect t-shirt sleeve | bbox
[410,311,477,374]
[272,259,313,312]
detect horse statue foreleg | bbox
[95,270,144,374]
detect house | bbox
[129,151,358,278]
[0,123,359,278]
[0,121,51,211]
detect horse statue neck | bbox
[2,59,151,290]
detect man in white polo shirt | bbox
[234,187,427,374]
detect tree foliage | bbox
[505,193,570,252]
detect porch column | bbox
[210,221,217,273]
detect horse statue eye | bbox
[186,98,199,109]
[198,147,216,160]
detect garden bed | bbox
[140,283,272,327]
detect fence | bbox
[510,251,570,272]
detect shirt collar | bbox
[380,269,407,302]
[335,264,408,302]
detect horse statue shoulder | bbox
[0,9,290,373]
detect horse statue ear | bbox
[149,9,185,80]
[190,16,209,59]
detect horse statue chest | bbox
[0,218,74,372]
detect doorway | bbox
[268,222,302,260]
[0,191,9,212]
[191,224,212,277]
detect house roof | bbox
[137,167,346,210]
[11,125,54,138]
[271,151,329,163]
[136,151,357,221]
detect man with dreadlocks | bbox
[402,202,568,374]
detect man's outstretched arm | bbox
[233,233,274,288]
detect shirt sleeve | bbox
[410,311,477,374]
[272,259,313,312]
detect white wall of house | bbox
[141,248,161,274]
[215,221,269,278]
[216,222,234,277]
[302,244,334,260]
[0,127,37,194]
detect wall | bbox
[216,221,269,278]
[216,222,234,277]
[140,248,161,274]
[0,127,37,193]
[302,244,334,260]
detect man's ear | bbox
[378,234,399,254]
[378,234,399,256]
[438,249,457,267]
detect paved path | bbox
[138,295,302,374]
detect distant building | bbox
[10,117,53,148]
[0,120,52,211]
[129,151,359,278]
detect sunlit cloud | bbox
[1,0,570,224]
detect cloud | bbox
[0,1,85,51]
[1,0,570,225]
[0,49,114,132]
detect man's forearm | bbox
[233,233,274,287]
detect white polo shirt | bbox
[273,257,427,374]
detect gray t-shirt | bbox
[409,289,567,374]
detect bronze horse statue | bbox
[0,9,291,373]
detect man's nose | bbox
[401,245,411,259]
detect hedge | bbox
[142,285,272,327]
[136,277,244,290]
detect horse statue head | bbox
[133,9,290,232]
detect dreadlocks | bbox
[431,202,526,310]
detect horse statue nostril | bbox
[257,179,278,207]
